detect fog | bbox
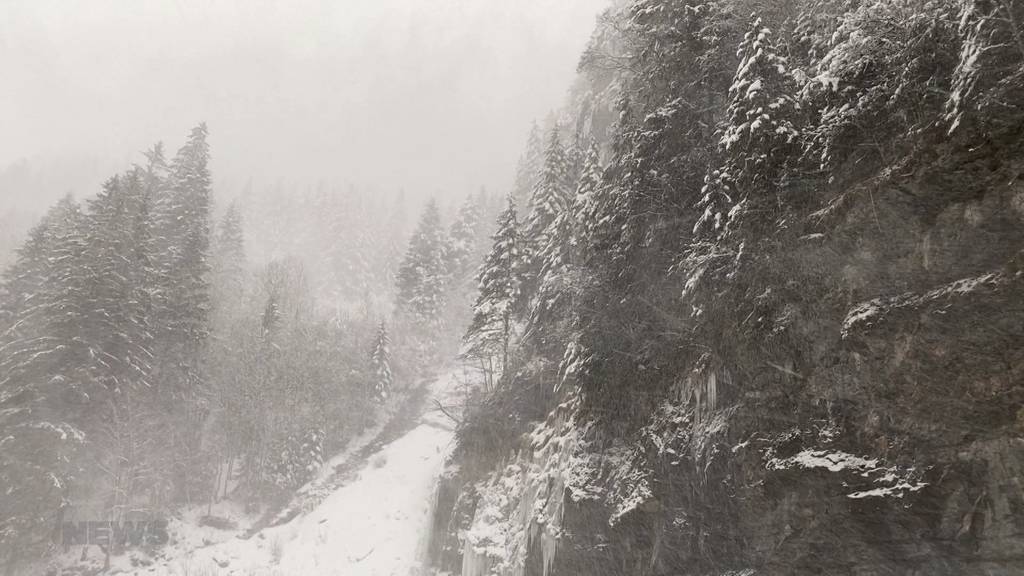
[1,5,615,570]
[4,2,1024,575]
[0,0,604,213]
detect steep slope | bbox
[428,1,1024,575]
[52,370,461,576]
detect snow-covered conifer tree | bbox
[464,196,524,371]
[151,124,215,502]
[0,197,89,560]
[163,122,213,348]
[532,140,602,327]
[523,126,572,296]
[396,199,450,331]
[525,126,571,245]
[697,17,800,236]
[81,170,156,393]
[512,122,544,211]
[212,201,247,303]
[446,194,483,290]
[369,321,394,402]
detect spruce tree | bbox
[697,17,800,235]
[0,128,228,559]
[385,189,410,293]
[143,142,172,194]
[151,124,214,503]
[69,168,166,538]
[446,194,483,291]
[395,199,449,331]
[946,0,1024,134]
[0,197,89,562]
[523,125,571,292]
[206,200,249,486]
[569,141,603,257]
[211,201,247,324]
[81,170,156,394]
[512,122,544,211]
[533,140,602,325]
[165,122,213,348]
[369,321,393,402]
[150,124,213,377]
[464,196,524,371]
[720,17,799,172]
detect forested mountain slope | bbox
[433,1,1024,574]
[0,124,486,574]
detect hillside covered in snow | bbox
[2,1,1023,575]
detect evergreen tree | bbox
[150,124,214,503]
[697,16,800,236]
[446,194,484,291]
[0,196,83,330]
[524,127,571,244]
[369,321,393,402]
[214,202,246,282]
[523,125,571,292]
[385,189,410,292]
[162,122,213,349]
[563,123,587,190]
[268,427,324,491]
[81,170,156,394]
[396,199,449,331]
[946,0,1024,134]
[512,122,544,211]
[210,201,247,324]
[464,196,524,371]
[79,170,165,535]
[720,17,800,171]
[569,141,604,255]
[143,142,171,194]
[205,200,250,494]
[533,140,602,326]
[0,197,89,562]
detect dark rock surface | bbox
[428,121,1024,576]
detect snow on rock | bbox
[846,481,928,500]
[767,449,880,474]
[842,272,1003,337]
[461,397,584,576]
[767,448,928,500]
[607,468,654,527]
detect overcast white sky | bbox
[0,0,605,206]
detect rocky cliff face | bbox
[430,156,1024,576]
[428,1,1024,574]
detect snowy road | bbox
[113,370,460,576]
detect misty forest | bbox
[2,0,1024,575]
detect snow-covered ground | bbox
[85,369,464,576]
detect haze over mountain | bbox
[1,0,604,209]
